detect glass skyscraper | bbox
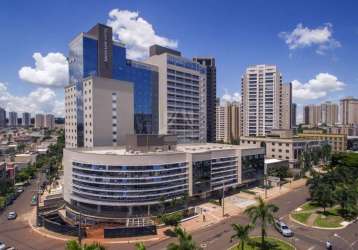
[68,24,158,147]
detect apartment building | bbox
[216,101,240,143]
[292,103,297,127]
[22,112,31,127]
[35,114,45,129]
[146,45,207,143]
[8,112,18,127]
[340,97,358,125]
[298,130,347,152]
[303,104,321,126]
[241,65,291,136]
[0,108,6,128]
[45,114,55,129]
[321,101,338,126]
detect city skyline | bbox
[0,1,358,122]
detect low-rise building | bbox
[63,135,265,223]
[298,130,347,152]
[241,131,322,170]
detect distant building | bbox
[35,114,45,128]
[44,114,55,129]
[321,101,338,126]
[241,65,291,136]
[303,104,321,127]
[146,45,207,143]
[8,112,18,127]
[193,57,216,142]
[340,97,358,125]
[65,76,134,148]
[216,101,240,143]
[0,108,6,128]
[22,112,31,127]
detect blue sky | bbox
[0,0,357,120]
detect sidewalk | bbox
[28,178,307,244]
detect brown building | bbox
[298,130,347,152]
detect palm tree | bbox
[166,227,200,250]
[230,223,253,250]
[244,197,279,250]
[65,240,106,250]
[135,242,146,250]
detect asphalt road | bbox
[1,180,357,250]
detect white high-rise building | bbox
[65,76,134,148]
[45,114,55,129]
[241,65,287,136]
[35,114,45,129]
[8,112,18,127]
[22,112,31,127]
[216,101,240,143]
[146,45,207,143]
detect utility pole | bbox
[78,213,82,245]
[264,157,268,199]
[222,181,225,217]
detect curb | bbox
[289,213,353,230]
[227,236,297,250]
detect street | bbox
[1,181,357,250]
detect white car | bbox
[274,219,293,237]
[0,241,6,250]
[7,212,17,220]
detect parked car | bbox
[7,211,17,220]
[0,241,6,250]
[274,219,293,237]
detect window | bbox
[286,150,289,153]
[272,149,275,152]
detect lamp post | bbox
[222,181,225,217]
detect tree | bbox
[321,143,332,165]
[161,211,183,228]
[135,242,146,250]
[65,240,105,250]
[166,227,200,250]
[334,184,358,218]
[231,223,253,250]
[244,197,279,250]
[311,183,335,213]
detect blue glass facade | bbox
[68,31,158,146]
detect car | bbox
[7,212,17,220]
[0,241,6,250]
[274,219,293,237]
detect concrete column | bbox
[128,206,133,216]
[147,205,150,216]
[97,205,101,213]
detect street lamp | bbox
[222,181,225,217]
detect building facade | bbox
[22,112,30,127]
[321,101,338,126]
[65,76,134,148]
[146,45,207,143]
[45,114,55,129]
[340,97,358,125]
[0,108,6,128]
[298,130,347,152]
[8,112,18,127]
[303,104,321,127]
[63,135,265,221]
[193,57,216,142]
[241,65,290,136]
[35,114,45,129]
[291,103,297,127]
[67,23,159,147]
[216,101,240,143]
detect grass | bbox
[300,202,319,211]
[231,237,294,250]
[314,209,344,228]
[291,212,312,224]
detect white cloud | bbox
[107,9,178,60]
[292,73,345,102]
[18,52,68,87]
[0,82,64,117]
[222,89,241,104]
[279,23,341,55]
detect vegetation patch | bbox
[231,237,295,250]
[291,212,312,224]
[314,209,344,228]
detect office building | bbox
[291,103,297,127]
[63,134,265,222]
[216,101,240,143]
[65,76,134,148]
[45,114,55,129]
[241,65,291,136]
[0,108,6,128]
[193,57,216,142]
[241,130,323,169]
[321,101,338,126]
[340,97,358,125]
[67,23,158,147]
[35,114,45,129]
[281,82,292,129]
[22,112,30,127]
[146,45,207,143]
[298,130,347,152]
[8,112,18,127]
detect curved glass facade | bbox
[70,161,188,205]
